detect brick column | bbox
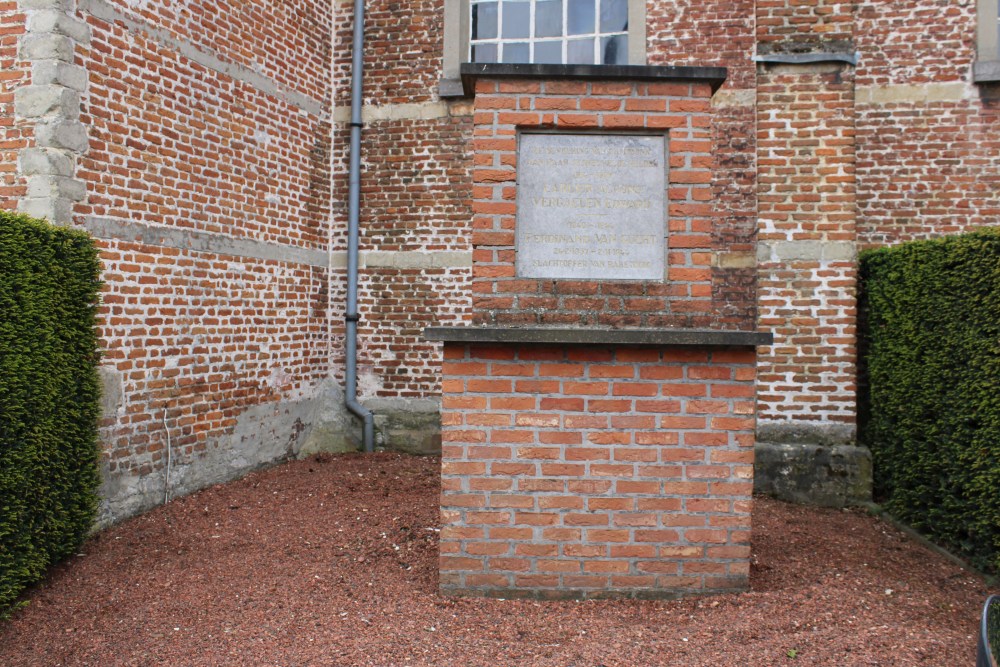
[756,61,857,445]
[434,337,759,599]
[427,65,770,598]
[752,0,869,505]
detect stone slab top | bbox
[459,63,728,97]
[424,326,773,347]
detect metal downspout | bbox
[345,0,375,452]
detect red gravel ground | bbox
[1,452,994,666]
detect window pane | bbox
[472,43,498,62]
[535,0,562,38]
[470,0,632,66]
[501,0,531,39]
[568,0,595,35]
[534,40,562,63]
[503,41,530,62]
[567,37,595,64]
[600,34,627,64]
[599,0,627,32]
[472,2,498,40]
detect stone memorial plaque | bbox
[516,133,666,281]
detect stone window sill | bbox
[973,60,1000,84]
[442,63,727,98]
[424,326,772,347]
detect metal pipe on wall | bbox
[344,0,375,452]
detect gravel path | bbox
[1,452,993,666]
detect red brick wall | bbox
[0,3,29,209]
[325,0,764,406]
[345,0,444,105]
[328,0,474,405]
[439,343,756,598]
[469,77,755,331]
[335,114,474,400]
[756,0,855,53]
[102,0,332,101]
[855,0,1000,247]
[855,0,973,86]
[78,1,332,249]
[752,0,998,449]
[647,0,758,329]
[71,0,337,517]
[756,63,858,431]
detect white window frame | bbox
[975,0,1000,82]
[468,0,629,66]
[440,0,646,93]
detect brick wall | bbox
[646,0,759,330]
[336,114,474,405]
[0,3,29,209]
[439,342,755,598]
[756,63,857,437]
[70,0,339,520]
[4,0,997,516]
[756,0,855,54]
[469,76,755,331]
[329,0,474,427]
[751,0,998,448]
[855,0,1000,247]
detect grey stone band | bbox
[81,216,473,271]
[82,216,331,268]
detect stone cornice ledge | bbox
[754,52,859,66]
[424,326,773,347]
[459,63,728,97]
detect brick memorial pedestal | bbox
[427,64,772,599]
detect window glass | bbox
[535,0,562,38]
[600,0,627,33]
[472,43,498,62]
[470,0,628,65]
[502,0,531,39]
[535,41,562,63]
[568,0,596,35]
[472,2,498,40]
[601,34,627,64]
[567,37,595,64]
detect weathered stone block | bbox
[35,118,88,152]
[19,33,75,62]
[374,405,441,455]
[19,147,75,177]
[14,85,80,119]
[32,61,88,92]
[98,366,124,419]
[27,9,91,45]
[17,196,75,225]
[754,441,873,507]
[26,174,86,201]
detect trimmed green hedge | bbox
[0,211,102,617]
[860,229,1000,575]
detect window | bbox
[440,0,646,94]
[469,0,628,65]
[975,0,1000,82]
